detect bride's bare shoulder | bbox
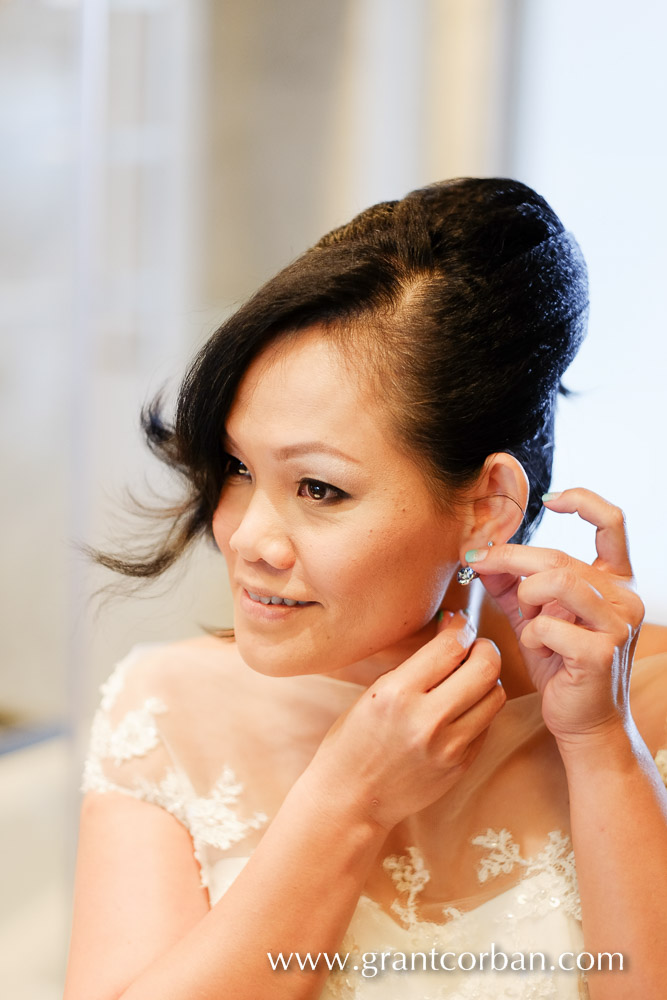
[114,633,244,699]
[168,632,241,661]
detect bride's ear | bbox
[459,453,529,554]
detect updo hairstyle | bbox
[99,178,589,580]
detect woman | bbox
[64,178,667,1000]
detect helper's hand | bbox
[467,488,644,747]
[306,611,505,833]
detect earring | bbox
[457,541,493,586]
[456,566,477,585]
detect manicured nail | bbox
[517,607,523,619]
[542,492,562,502]
[465,548,487,564]
[436,609,444,622]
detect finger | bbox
[472,573,527,636]
[517,570,622,633]
[394,610,477,693]
[437,680,506,765]
[519,613,614,671]
[465,542,595,588]
[429,638,502,718]
[542,487,633,577]
[478,568,522,607]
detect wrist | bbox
[291,764,391,849]
[556,715,641,773]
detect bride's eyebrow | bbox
[224,434,360,465]
[274,441,360,464]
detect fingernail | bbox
[542,491,562,502]
[517,607,523,619]
[465,548,487,564]
[436,609,454,623]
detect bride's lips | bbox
[239,588,316,621]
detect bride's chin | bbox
[234,632,323,678]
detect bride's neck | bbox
[325,580,536,698]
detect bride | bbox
[64,178,667,1000]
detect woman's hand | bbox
[469,487,645,747]
[304,611,506,833]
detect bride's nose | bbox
[228,491,296,570]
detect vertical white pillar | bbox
[322,0,428,220]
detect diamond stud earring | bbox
[456,565,477,585]
[456,541,493,586]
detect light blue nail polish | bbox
[542,491,562,502]
[465,548,487,564]
[517,607,523,619]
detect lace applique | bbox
[82,689,268,890]
[379,827,580,936]
[473,829,580,922]
[104,698,167,765]
[473,829,523,883]
[383,846,431,926]
[321,960,358,1000]
[183,766,268,854]
[81,697,167,791]
[325,926,574,1000]
[82,656,269,889]
[99,656,135,712]
[126,766,268,887]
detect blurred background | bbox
[1,0,665,995]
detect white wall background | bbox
[510,0,667,622]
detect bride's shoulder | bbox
[100,634,245,712]
[127,632,241,673]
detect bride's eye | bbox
[224,455,251,480]
[297,479,348,504]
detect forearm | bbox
[120,773,387,1000]
[559,722,667,999]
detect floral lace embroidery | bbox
[184,765,267,851]
[105,698,167,765]
[380,827,580,935]
[82,688,268,889]
[99,655,135,712]
[383,846,431,926]
[472,828,580,922]
[327,915,576,1000]
[128,766,267,887]
[81,696,167,789]
[473,828,523,882]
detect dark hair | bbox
[97,177,588,579]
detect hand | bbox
[305,611,506,833]
[469,488,645,746]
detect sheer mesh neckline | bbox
[80,639,666,1000]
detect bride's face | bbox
[212,330,465,683]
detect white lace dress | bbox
[81,637,667,1000]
